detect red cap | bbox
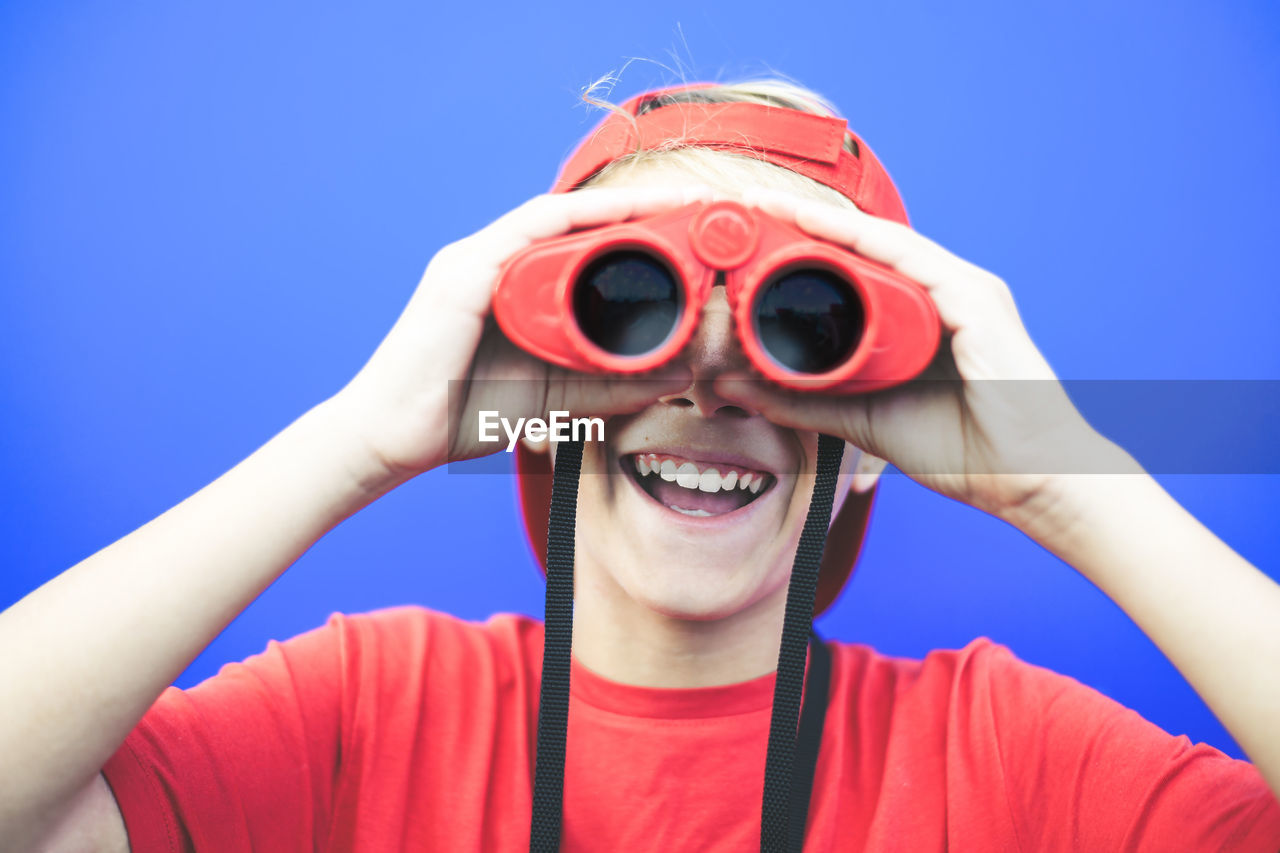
[554,85,910,225]
[516,83,904,615]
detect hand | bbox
[328,186,707,483]
[716,188,1111,522]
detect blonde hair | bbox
[577,78,859,211]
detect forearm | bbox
[0,396,406,843]
[1013,448,1280,798]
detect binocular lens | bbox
[755,269,865,374]
[573,251,682,357]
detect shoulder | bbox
[315,605,543,647]
[311,607,550,701]
[825,637,1280,849]
[825,635,1040,702]
[306,605,546,679]
[822,635,1142,754]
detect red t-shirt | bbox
[102,607,1280,851]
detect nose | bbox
[658,284,757,418]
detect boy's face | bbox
[569,287,864,624]
[540,161,876,627]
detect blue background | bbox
[2,2,1277,762]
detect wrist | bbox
[997,434,1148,555]
[305,396,421,503]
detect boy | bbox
[4,80,1279,851]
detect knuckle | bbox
[521,193,559,215]
[974,268,1009,293]
[983,271,1011,293]
[429,238,471,269]
[971,269,1015,305]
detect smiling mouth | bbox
[620,452,777,517]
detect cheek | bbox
[829,443,862,519]
[572,444,627,551]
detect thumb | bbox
[712,373,876,452]
[548,364,695,419]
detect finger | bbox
[743,188,1016,322]
[743,187,1054,380]
[547,364,695,419]
[742,187,987,285]
[476,185,715,258]
[711,373,876,454]
[420,185,714,325]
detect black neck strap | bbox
[528,437,582,853]
[529,435,844,853]
[761,432,844,852]
[790,630,833,852]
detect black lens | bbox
[572,251,681,356]
[754,268,864,374]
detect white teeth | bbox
[675,462,700,489]
[631,454,768,497]
[670,505,713,517]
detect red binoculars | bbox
[493,201,940,393]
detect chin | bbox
[605,545,790,622]
[627,583,757,622]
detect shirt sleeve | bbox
[970,640,1280,851]
[101,613,350,853]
